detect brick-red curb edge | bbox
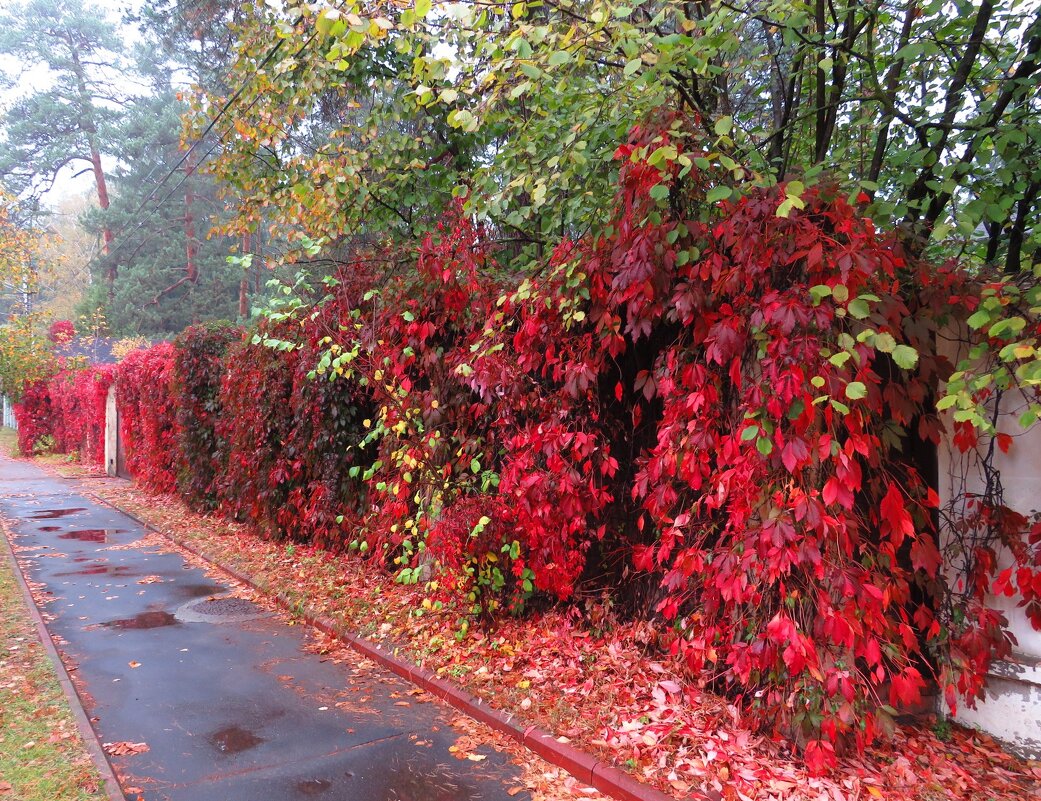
[84,487,690,801]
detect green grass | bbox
[0,427,18,458]
[0,545,108,800]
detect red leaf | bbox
[910,535,942,577]
[804,739,835,774]
[880,482,914,547]
[781,437,810,474]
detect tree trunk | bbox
[69,44,115,281]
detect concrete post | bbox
[104,384,121,477]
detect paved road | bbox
[0,455,529,801]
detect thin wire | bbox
[129,23,299,215]
[85,15,317,276]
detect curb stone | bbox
[79,485,692,801]
[0,518,127,801]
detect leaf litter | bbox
[47,461,1041,801]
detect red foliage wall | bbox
[14,380,52,455]
[48,366,113,465]
[115,342,180,493]
[172,324,242,510]
[14,367,112,464]
[27,119,1041,766]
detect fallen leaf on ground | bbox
[103,741,149,756]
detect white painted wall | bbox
[2,395,16,430]
[937,328,1041,758]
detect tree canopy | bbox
[198,0,1041,275]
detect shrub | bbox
[172,323,241,510]
[215,333,297,537]
[47,319,75,346]
[47,366,113,464]
[116,342,179,493]
[14,379,52,455]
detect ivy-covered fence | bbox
[13,140,1041,769]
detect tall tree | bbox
[0,0,129,284]
[79,88,240,338]
[0,189,38,317]
[135,0,267,315]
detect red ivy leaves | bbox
[27,119,1041,771]
[14,366,112,464]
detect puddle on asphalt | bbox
[58,529,119,543]
[55,564,136,578]
[30,507,86,519]
[208,725,265,755]
[173,582,224,598]
[100,611,178,630]
[295,779,331,796]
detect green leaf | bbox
[873,332,897,353]
[649,184,670,201]
[714,116,733,136]
[740,425,759,441]
[706,185,731,203]
[809,284,832,303]
[756,436,774,456]
[415,0,432,18]
[548,50,571,66]
[845,381,867,400]
[316,10,338,36]
[847,298,871,319]
[966,309,991,330]
[892,344,919,370]
[647,145,677,167]
[624,58,642,77]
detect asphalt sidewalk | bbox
[0,454,530,801]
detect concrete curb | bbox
[0,520,127,801]
[80,487,684,801]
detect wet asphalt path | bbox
[0,455,528,801]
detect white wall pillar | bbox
[938,328,1041,758]
[104,384,121,477]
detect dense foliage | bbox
[114,343,179,493]
[6,0,1041,776]
[171,323,241,510]
[21,118,1041,767]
